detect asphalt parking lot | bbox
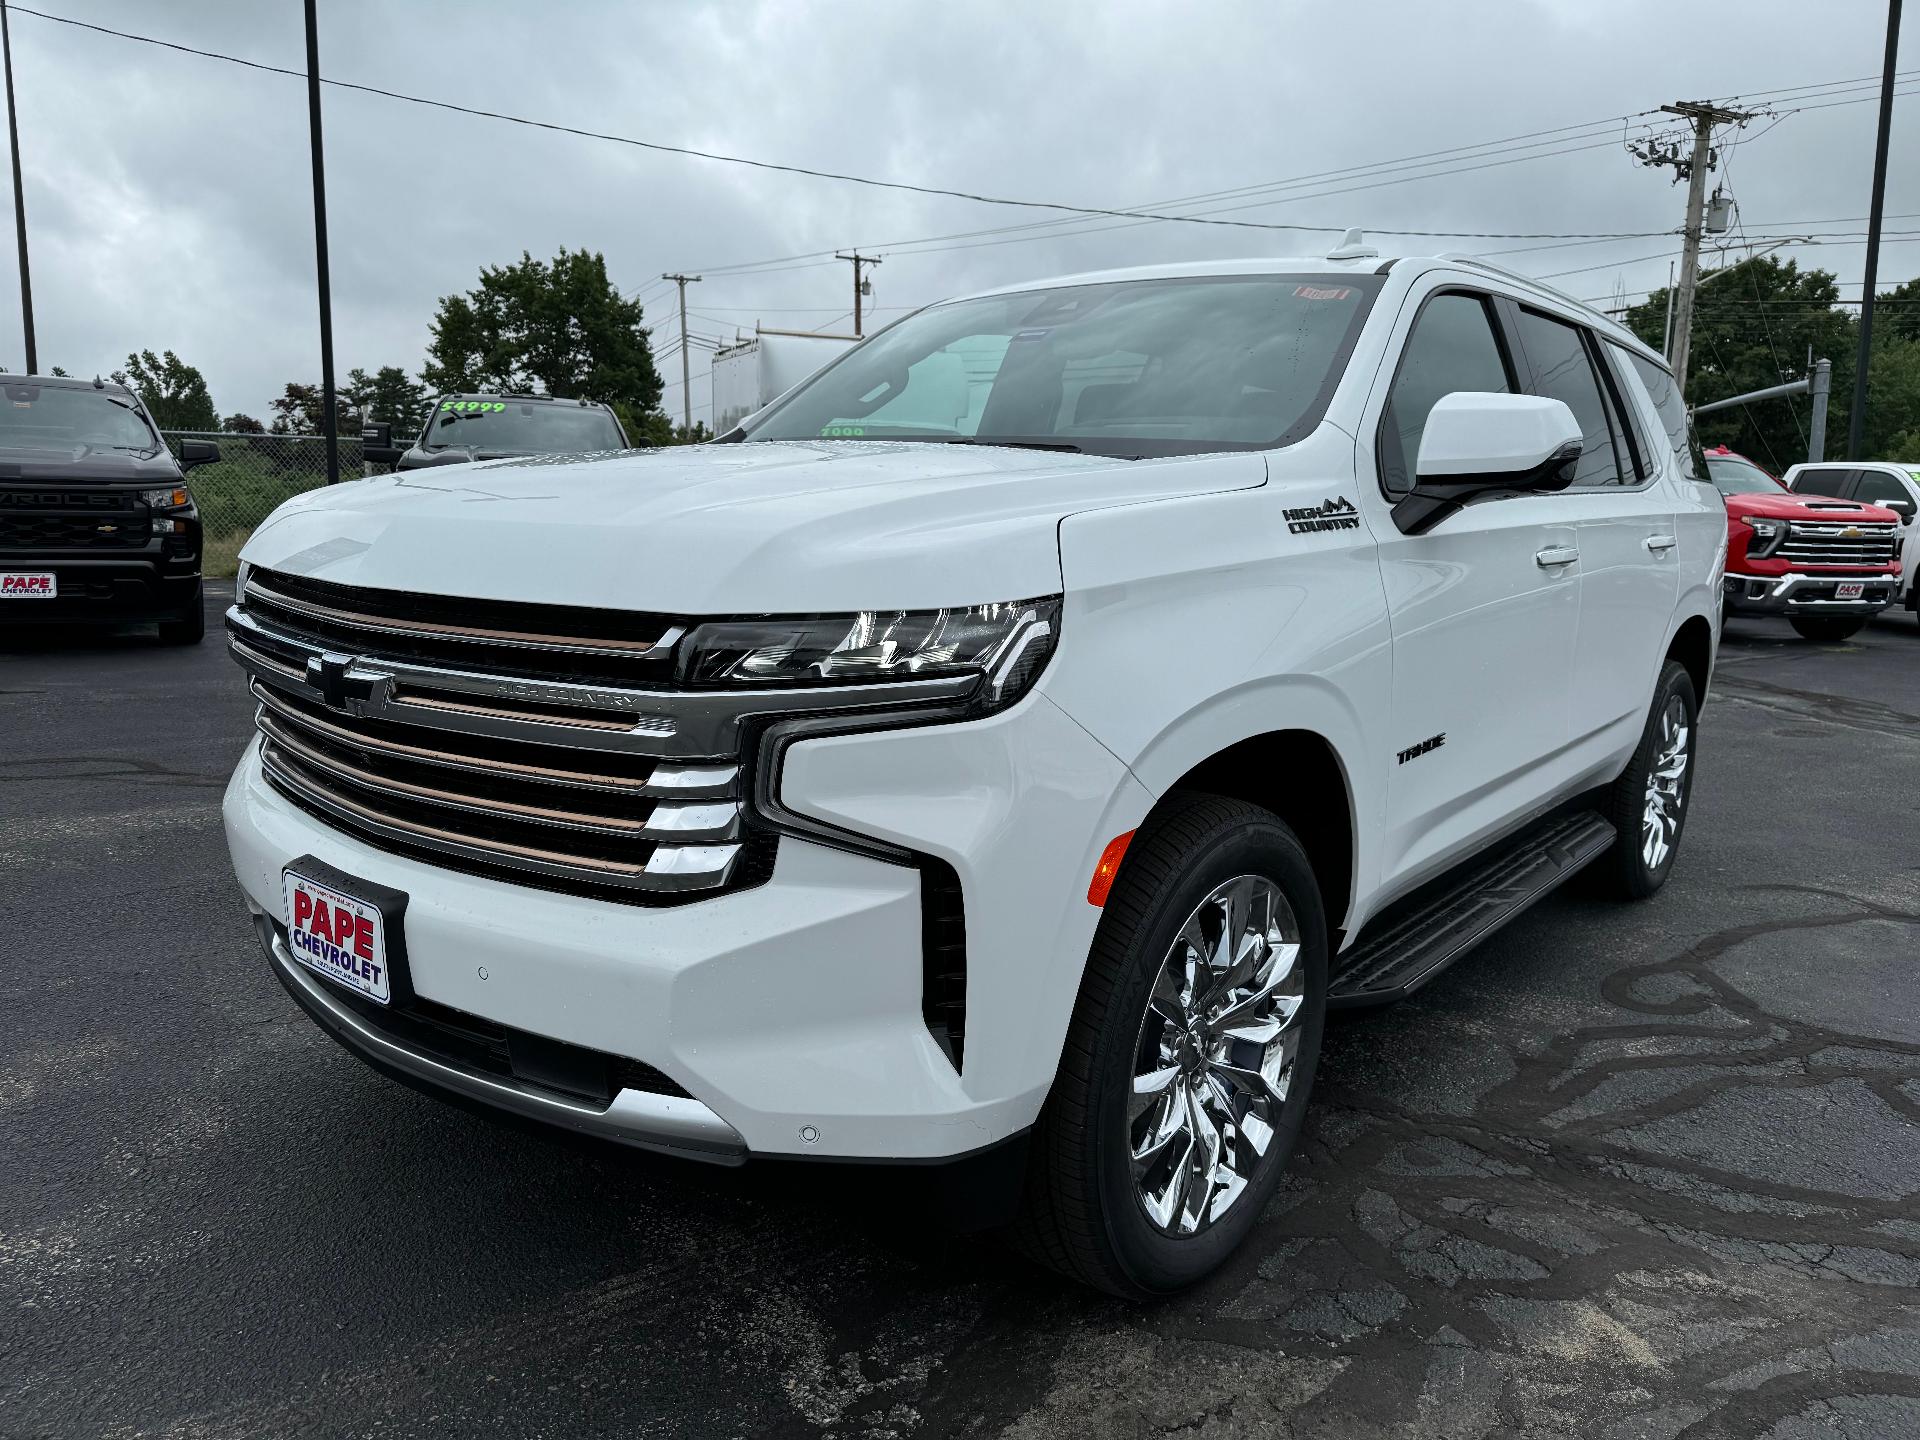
[5,588,1919,1439]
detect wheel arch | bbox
[1157,728,1358,944]
[1666,612,1715,703]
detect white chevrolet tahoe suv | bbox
[223,246,1724,1297]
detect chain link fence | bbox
[163,430,369,577]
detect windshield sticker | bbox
[818,424,866,437]
[1284,496,1361,534]
[442,401,506,413]
[1011,328,1052,342]
[1294,285,1354,301]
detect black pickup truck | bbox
[362,392,631,472]
[0,376,217,644]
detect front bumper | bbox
[224,683,1149,1162]
[0,554,200,625]
[1722,571,1897,617]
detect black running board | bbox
[1329,811,1616,1008]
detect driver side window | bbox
[1379,292,1513,497]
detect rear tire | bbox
[1011,795,1327,1298]
[157,583,205,646]
[1598,660,1697,900]
[1789,615,1866,643]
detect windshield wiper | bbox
[928,437,1086,454]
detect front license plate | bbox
[0,571,56,598]
[1834,581,1866,600]
[284,868,393,1004]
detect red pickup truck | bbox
[1704,446,1903,642]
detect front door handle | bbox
[1535,545,1580,568]
[1645,534,1678,552]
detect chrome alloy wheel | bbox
[1128,875,1306,1236]
[1641,694,1691,871]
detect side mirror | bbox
[1395,392,1583,535]
[361,421,403,466]
[176,437,219,471]
[1883,496,1915,525]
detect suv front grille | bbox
[1777,520,1899,567]
[0,510,150,548]
[240,568,682,688]
[232,568,763,903]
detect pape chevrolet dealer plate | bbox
[283,867,393,1005]
[0,572,57,598]
[1834,581,1866,601]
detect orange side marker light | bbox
[1087,830,1137,908]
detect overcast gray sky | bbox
[2,0,1914,426]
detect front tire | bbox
[157,583,205,646]
[1012,795,1327,1298]
[1789,615,1866,643]
[1598,660,1698,899]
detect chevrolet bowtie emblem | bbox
[305,651,376,710]
[1842,525,1862,538]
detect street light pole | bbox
[1847,0,1903,459]
[1,0,36,375]
[303,0,339,484]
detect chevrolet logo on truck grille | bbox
[305,652,379,710]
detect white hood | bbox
[241,439,1267,613]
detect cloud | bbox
[0,0,1909,424]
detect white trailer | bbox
[710,329,859,435]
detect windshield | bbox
[0,383,159,451]
[422,400,624,453]
[742,274,1383,458]
[1705,452,1784,497]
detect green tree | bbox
[112,349,218,431]
[1876,276,1920,346]
[222,412,265,434]
[616,403,709,447]
[268,382,321,435]
[343,365,429,434]
[1628,258,1858,473]
[422,248,663,415]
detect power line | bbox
[40,2,1883,263]
[0,6,1671,245]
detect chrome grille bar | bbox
[229,567,977,901]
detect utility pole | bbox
[1,0,35,374]
[662,272,700,434]
[1848,0,1903,459]
[303,0,338,485]
[836,251,882,336]
[1633,101,1759,399]
[1809,357,1832,463]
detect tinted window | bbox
[1514,309,1621,486]
[1853,470,1912,508]
[1378,292,1512,496]
[1788,466,1852,498]
[1623,350,1706,482]
[746,275,1382,459]
[0,383,159,452]
[423,401,625,454]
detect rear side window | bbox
[1378,292,1513,496]
[1622,350,1707,482]
[1513,308,1622,487]
[1852,470,1912,508]
[1790,466,1854,498]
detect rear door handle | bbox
[1645,534,1678,552]
[1535,545,1580,568]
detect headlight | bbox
[236,560,252,593]
[676,598,1059,711]
[140,485,194,512]
[1739,515,1787,557]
